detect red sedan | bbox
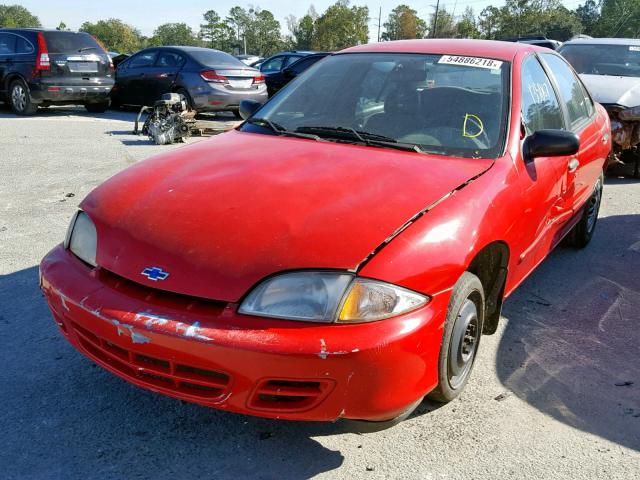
[40,40,610,426]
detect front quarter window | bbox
[241,52,510,159]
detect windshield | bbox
[560,44,640,77]
[241,53,509,158]
[44,32,103,54]
[189,49,246,68]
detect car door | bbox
[261,55,287,94]
[513,54,570,275]
[146,50,185,101]
[540,53,605,212]
[116,49,158,105]
[0,32,17,94]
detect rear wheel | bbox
[175,88,194,110]
[565,173,603,248]
[10,80,37,115]
[85,101,110,113]
[429,271,484,403]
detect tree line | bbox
[1,1,640,57]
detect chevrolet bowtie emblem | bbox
[141,267,170,281]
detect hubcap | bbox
[11,85,27,111]
[448,298,480,390]
[586,179,602,233]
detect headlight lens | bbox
[239,271,428,323]
[65,211,97,267]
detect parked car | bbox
[504,36,562,50]
[560,38,640,177]
[111,46,267,114]
[265,52,329,96]
[235,54,262,66]
[41,39,610,428]
[258,50,318,95]
[0,28,114,115]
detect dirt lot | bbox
[1,106,639,479]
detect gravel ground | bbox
[1,106,638,479]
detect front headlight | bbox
[238,271,428,323]
[64,211,97,267]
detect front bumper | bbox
[40,246,446,422]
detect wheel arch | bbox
[465,240,510,335]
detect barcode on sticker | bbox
[438,55,503,70]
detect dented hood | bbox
[580,74,640,108]
[82,130,492,302]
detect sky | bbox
[16,0,587,38]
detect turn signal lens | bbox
[338,279,428,323]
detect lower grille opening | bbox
[70,321,231,401]
[249,379,334,412]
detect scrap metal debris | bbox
[134,93,197,145]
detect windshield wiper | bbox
[246,117,322,141]
[295,125,423,153]
[78,46,98,52]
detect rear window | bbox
[43,31,103,54]
[189,49,244,68]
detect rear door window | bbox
[43,31,103,54]
[521,55,565,134]
[261,56,285,72]
[155,51,185,69]
[128,50,158,68]
[15,35,34,54]
[0,33,16,55]
[541,53,593,129]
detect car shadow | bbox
[0,266,347,478]
[497,214,640,451]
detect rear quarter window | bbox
[0,33,15,54]
[43,31,103,54]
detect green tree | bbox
[429,6,456,38]
[80,18,142,53]
[56,21,68,31]
[199,9,235,51]
[0,4,40,27]
[313,0,369,51]
[149,23,200,47]
[287,7,318,50]
[595,0,640,37]
[456,7,481,38]
[247,9,284,56]
[575,0,601,36]
[478,6,502,39]
[382,5,427,40]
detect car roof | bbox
[562,37,640,46]
[0,28,87,33]
[341,39,545,61]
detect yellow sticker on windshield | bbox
[438,55,503,70]
[463,114,484,138]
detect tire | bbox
[175,88,194,110]
[10,79,37,115]
[85,101,110,113]
[428,271,485,403]
[565,173,603,248]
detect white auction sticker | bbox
[629,46,640,51]
[438,55,503,70]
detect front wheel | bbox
[428,271,484,403]
[565,173,603,248]
[10,80,37,115]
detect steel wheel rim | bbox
[12,85,26,111]
[586,179,602,233]
[448,298,480,390]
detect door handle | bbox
[568,158,580,173]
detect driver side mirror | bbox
[239,99,262,120]
[523,129,580,162]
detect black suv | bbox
[0,29,114,115]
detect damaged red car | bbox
[41,40,610,426]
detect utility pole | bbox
[432,0,440,38]
[377,6,382,42]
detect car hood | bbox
[580,74,640,108]
[82,131,493,302]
